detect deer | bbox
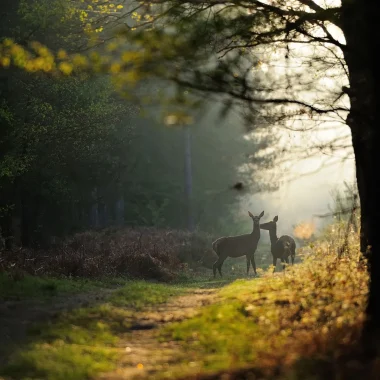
[260,215,296,272]
[212,211,264,278]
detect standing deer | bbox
[212,211,264,277]
[260,215,296,272]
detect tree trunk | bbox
[351,126,380,334]
[0,210,13,250]
[341,0,380,342]
[20,196,31,247]
[184,125,194,231]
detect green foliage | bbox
[1,0,264,246]
[0,0,139,246]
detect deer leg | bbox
[217,257,226,277]
[291,255,295,265]
[285,256,290,271]
[213,257,223,278]
[272,256,277,273]
[246,255,251,276]
[250,255,257,276]
[213,260,218,277]
[281,257,286,271]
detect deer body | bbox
[260,216,296,272]
[212,211,264,277]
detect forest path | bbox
[97,288,218,380]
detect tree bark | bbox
[20,196,31,247]
[341,0,380,342]
[0,210,13,250]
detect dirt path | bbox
[98,288,217,380]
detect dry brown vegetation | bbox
[0,227,217,282]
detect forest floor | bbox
[0,265,235,380]
[0,254,373,380]
[0,274,227,380]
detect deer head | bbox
[260,215,278,231]
[248,211,264,227]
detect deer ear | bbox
[248,211,253,217]
[274,215,278,222]
[259,211,264,218]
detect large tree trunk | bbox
[341,0,380,341]
[351,126,380,335]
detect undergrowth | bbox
[0,227,217,282]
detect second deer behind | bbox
[212,211,264,277]
[260,215,296,272]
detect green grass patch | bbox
[0,280,184,380]
[0,273,127,300]
[3,344,118,380]
[166,300,261,371]
[1,303,130,380]
[109,280,185,309]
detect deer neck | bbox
[269,229,278,244]
[251,223,260,239]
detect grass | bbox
[0,280,185,380]
[109,280,185,310]
[0,272,127,300]
[165,299,263,371]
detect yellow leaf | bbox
[57,49,67,60]
[59,62,73,75]
[110,63,121,73]
[0,57,11,68]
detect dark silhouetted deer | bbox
[260,215,296,272]
[212,211,264,277]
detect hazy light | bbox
[164,114,178,125]
[259,62,269,72]
[293,222,316,240]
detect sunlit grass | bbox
[2,344,118,380]
[109,280,185,309]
